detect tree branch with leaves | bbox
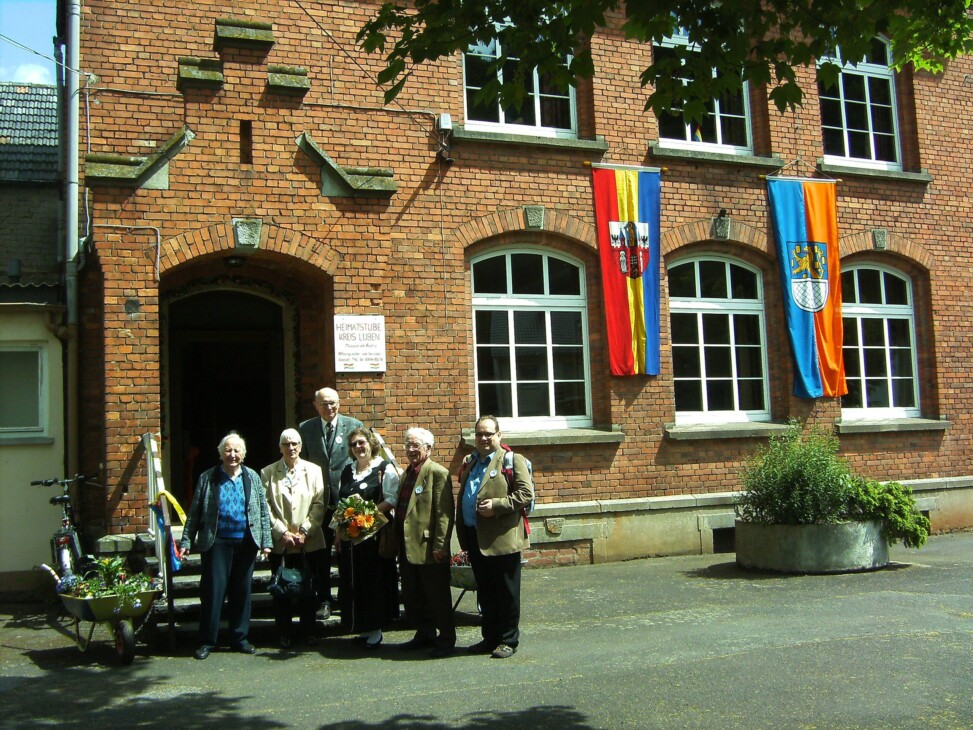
[357,0,973,121]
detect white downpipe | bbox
[65,0,82,476]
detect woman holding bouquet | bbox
[336,427,400,648]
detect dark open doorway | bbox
[165,290,285,503]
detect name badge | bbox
[489,470,498,478]
[335,435,343,444]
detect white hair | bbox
[405,427,434,448]
[279,427,302,445]
[314,387,339,403]
[218,432,247,456]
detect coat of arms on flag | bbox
[609,221,651,278]
[591,166,661,376]
[766,177,847,399]
[788,240,830,312]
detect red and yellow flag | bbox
[592,167,662,376]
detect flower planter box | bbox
[735,519,889,574]
[60,590,160,622]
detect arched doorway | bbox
[165,289,285,503]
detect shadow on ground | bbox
[320,706,594,730]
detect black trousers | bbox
[198,535,257,648]
[466,527,522,648]
[399,558,455,648]
[317,509,336,604]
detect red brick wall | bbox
[76,1,973,535]
[0,186,59,282]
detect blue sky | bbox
[0,0,57,83]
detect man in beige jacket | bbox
[456,415,534,659]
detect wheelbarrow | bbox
[59,590,161,664]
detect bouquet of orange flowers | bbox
[331,495,388,544]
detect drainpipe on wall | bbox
[64,0,82,477]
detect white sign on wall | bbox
[334,315,387,372]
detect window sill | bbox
[452,125,609,153]
[836,417,950,434]
[0,435,54,445]
[664,421,789,441]
[649,143,784,169]
[817,160,933,184]
[461,426,624,448]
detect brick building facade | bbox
[71,1,973,563]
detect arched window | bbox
[840,265,919,418]
[668,256,770,423]
[471,249,590,429]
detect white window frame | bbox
[471,248,592,431]
[0,342,49,437]
[840,264,920,420]
[462,35,578,139]
[818,38,902,171]
[669,256,770,424]
[654,31,753,154]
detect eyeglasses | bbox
[475,431,497,438]
[350,439,369,447]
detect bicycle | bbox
[33,474,96,581]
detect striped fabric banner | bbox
[592,167,662,376]
[766,178,847,399]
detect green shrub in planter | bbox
[737,421,929,548]
[737,422,852,525]
[844,476,930,549]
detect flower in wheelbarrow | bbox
[58,554,157,608]
[132,599,142,610]
[56,574,80,593]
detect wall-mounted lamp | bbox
[225,255,246,268]
[435,112,454,164]
[713,208,730,240]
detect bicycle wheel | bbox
[114,619,136,664]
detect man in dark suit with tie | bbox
[298,387,363,612]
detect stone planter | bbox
[735,519,889,574]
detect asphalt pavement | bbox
[1,531,971,729]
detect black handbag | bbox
[268,553,313,602]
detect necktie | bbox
[326,422,334,456]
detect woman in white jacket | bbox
[261,428,328,648]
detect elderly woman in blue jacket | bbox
[178,432,272,660]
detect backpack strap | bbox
[499,445,530,536]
